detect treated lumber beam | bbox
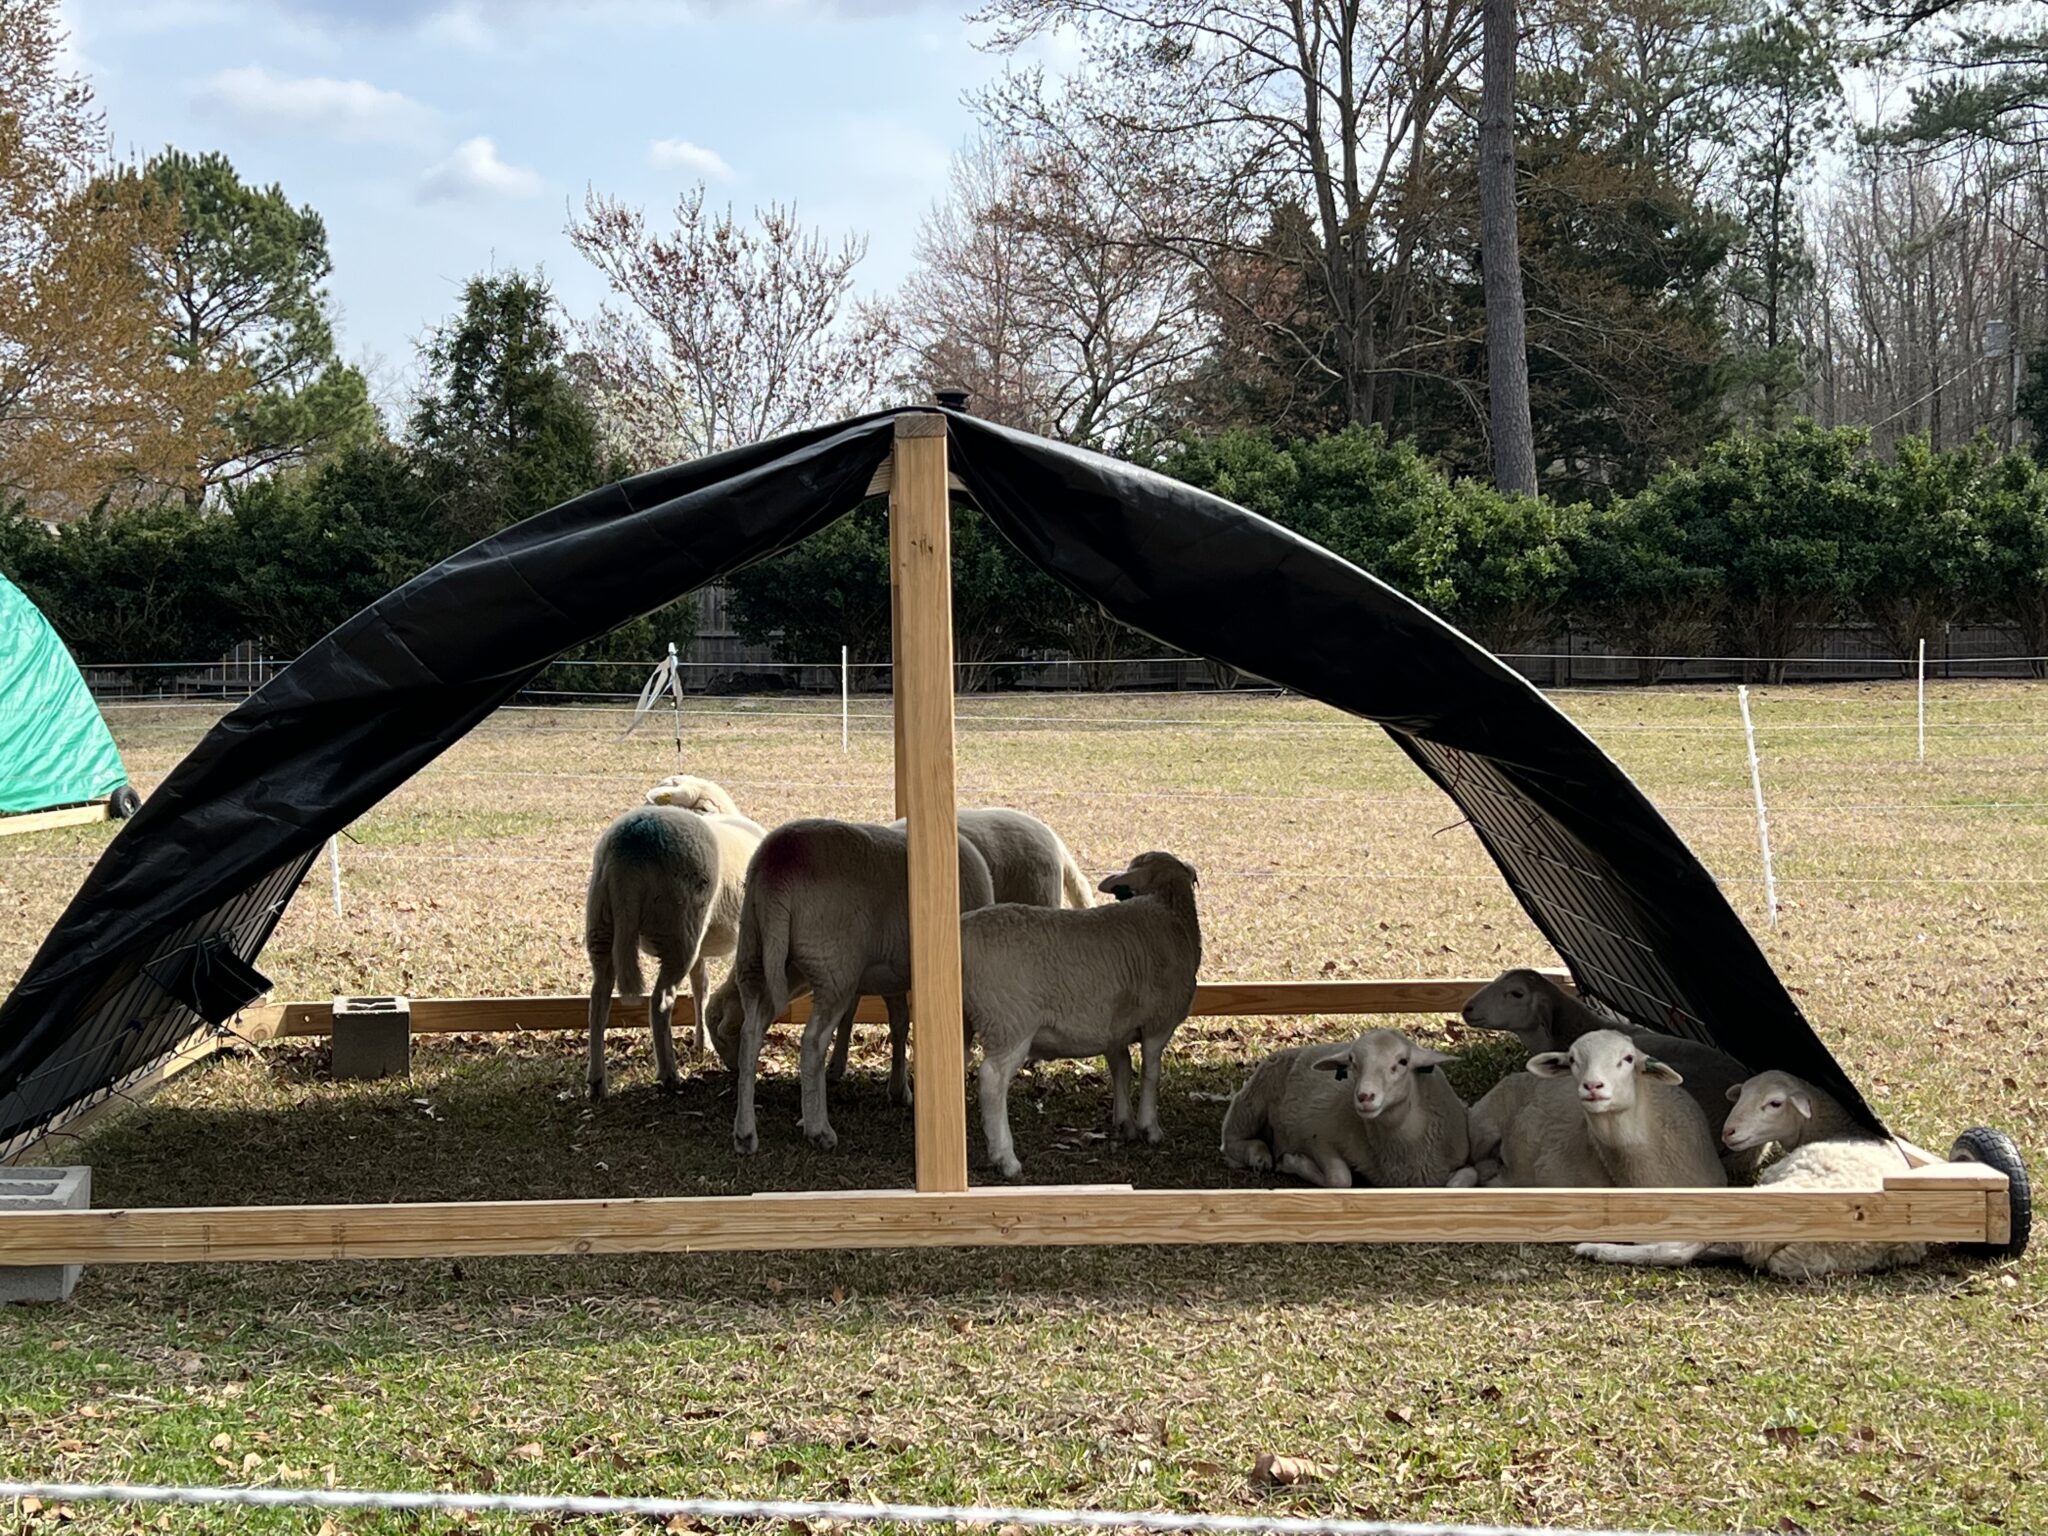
[0,1181,1999,1265]
[250,975,1560,1040]
[0,801,111,838]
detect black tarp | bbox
[0,409,1881,1155]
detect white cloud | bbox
[417,136,543,202]
[419,3,493,50]
[197,64,434,144]
[647,138,735,181]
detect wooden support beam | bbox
[890,411,970,1195]
[0,1180,2001,1265]
[242,974,1571,1040]
[0,801,111,838]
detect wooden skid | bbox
[244,975,1551,1040]
[0,1174,2001,1265]
[0,801,111,838]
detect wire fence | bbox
[0,1479,1701,1536]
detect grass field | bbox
[1,681,2043,1535]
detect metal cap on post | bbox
[932,387,970,412]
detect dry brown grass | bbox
[0,681,2042,1535]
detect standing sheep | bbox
[1220,1028,1476,1188]
[963,850,1201,1178]
[584,803,766,1099]
[893,807,1094,909]
[725,818,995,1154]
[1461,968,1753,1173]
[1469,1029,1726,1189]
[1574,1070,1926,1278]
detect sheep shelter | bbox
[0,407,2025,1266]
[0,573,135,836]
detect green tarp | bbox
[0,573,127,816]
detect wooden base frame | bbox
[0,415,2013,1265]
[0,800,111,838]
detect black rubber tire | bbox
[108,785,142,820]
[1949,1127,2031,1260]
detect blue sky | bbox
[62,1,1049,419]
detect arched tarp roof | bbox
[1,573,127,817]
[0,409,1880,1156]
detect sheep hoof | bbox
[996,1154,1024,1179]
[1245,1144,1274,1173]
[1446,1167,1479,1189]
[657,1074,682,1097]
[587,1075,608,1102]
[1140,1123,1163,1146]
[889,1083,913,1109]
[733,1128,758,1156]
[1111,1120,1140,1144]
[806,1124,839,1152]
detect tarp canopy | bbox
[0,409,1882,1156]
[0,573,127,818]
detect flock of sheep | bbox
[584,774,1923,1280]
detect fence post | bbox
[841,644,850,755]
[1737,685,1778,928]
[327,835,344,918]
[1917,637,1926,764]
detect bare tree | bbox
[1479,0,1538,493]
[900,132,1209,448]
[567,185,896,463]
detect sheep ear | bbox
[1312,1056,1350,1081]
[1411,1045,1453,1072]
[1725,1083,1745,1104]
[1789,1087,1814,1119]
[1642,1058,1684,1086]
[1526,1052,1572,1078]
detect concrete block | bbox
[332,995,412,1081]
[0,1164,89,1304]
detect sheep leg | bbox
[1572,1240,1718,1267]
[978,1040,1030,1179]
[827,1009,853,1085]
[884,993,912,1107]
[688,957,712,1057]
[1277,1151,1352,1188]
[585,957,615,1102]
[731,995,775,1156]
[1105,1046,1137,1141]
[797,991,853,1151]
[648,956,690,1094]
[1133,1032,1168,1145]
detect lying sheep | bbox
[1575,1070,1923,1279]
[1462,967,1753,1173]
[964,850,1201,1178]
[725,818,995,1154]
[1469,1029,1726,1189]
[893,807,1093,909]
[645,774,744,818]
[584,802,766,1098]
[1220,1028,1476,1188]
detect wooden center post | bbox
[888,411,970,1193]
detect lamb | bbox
[645,773,744,818]
[1468,1028,1727,1189]
[583,802,766,1099]
[893,807,1094,909]
[1220,1028,1477,1188]
[724,818,996,1154]
[1461,967,1754,1173]
[962,850,1201,1178]
[1574,1070,1924,1278]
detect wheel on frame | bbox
[108,785,142,820]
[1949,1126,2030,1260]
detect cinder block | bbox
[331,995,411,1080]
[0,1164,89,1304]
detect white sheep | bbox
[583,802,766,1098]
[963,850,1201,1178]
[1461,967,1754,1174]
[893,807,1094,909]
[1574,1070,1924,1279]
[1220,1028,1477,1188]
[645,774,744,818]
[1469,1029,1726,1188]
[724,818,996,1154]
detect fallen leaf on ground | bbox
[1252,1452,1331,1486]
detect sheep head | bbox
[1098,850,1198,901]
[1527,1028,1681,1116]
[1312,1028,1452,1120]
[645,774,742,817]
[1460,967,1562,1049]
[1720,1070,1817,1151]
[703,977,745,1072]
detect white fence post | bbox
[841,644,850,755]
[1737,684,1778,928]
[327,835,343,918]
[1917,637,1927,764]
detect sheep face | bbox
[1313,1028,1452,1120]
[1097,850,1198,901]
[1527,1028,1681,1117]
[645,774,740,817]
[1460,968,1557,1048]
[1720,1070,1816,1151]
[704,980,744,1071]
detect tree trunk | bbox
[1479,0,1538,497]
